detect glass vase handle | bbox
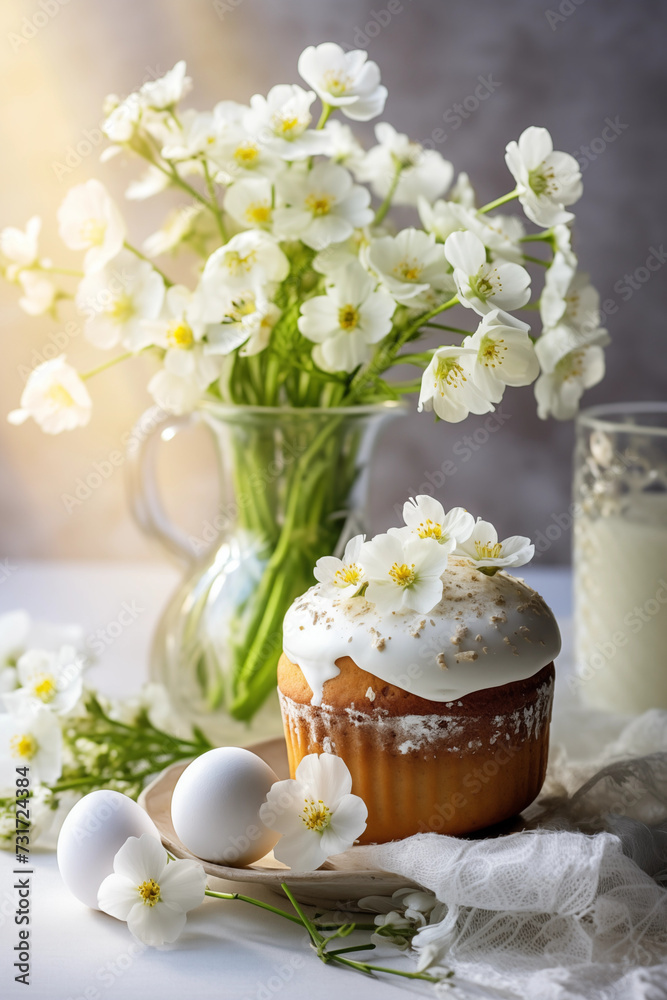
[125,405,203,568]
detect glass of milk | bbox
[573,402,667,712]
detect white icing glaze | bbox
[283,558,561,706]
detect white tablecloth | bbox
[0,561,572,1000]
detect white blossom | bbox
[76,250,165,350]
[274,163,373,250]
[297,43,387,121]
[418,345,494,423]
[367,228,452,306]
[204,287,281,358]
[8,356,92,434]
[259,753,367,871]
[97,833,206,946]
[314,534,366,598]
[0,705,63,786]
[534,341,605,420]
[455,518,534,573]
[322,120,366,172]
[57,180,126,274]
[199,232,289,314]
[4,645,84,715]
[244,85,331,161]
[298,260,394,371]
[0,216,42,272]
[389,496,474,553]
[223,177,274,231]
[445,230,531,316]
[467,309,540,403]
[357,122,453,206]
[505,126,582,228]
[359,532,451,615]
[140,61,192,111]
[17,270,57,316]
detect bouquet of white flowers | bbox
[2,43,608,723]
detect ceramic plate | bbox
[139,736,419,908]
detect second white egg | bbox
[171,747,280,866]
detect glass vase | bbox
[126,400,404,744]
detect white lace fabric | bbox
[339,709,667,999]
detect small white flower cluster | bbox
[315,494,534,615]
[2,45,606,434]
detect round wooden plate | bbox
[138,736,420,908]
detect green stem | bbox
[81,352,133,380]
[373,163,403,226]
[38,264,84,278]
[477,189,520,215]
[123,241,174,286]
[205,889,304,926]
[520,231,552,243]
[522,253,549,267]
[423,322,473,335]
[316,103,333,130]
[203,160,228,243]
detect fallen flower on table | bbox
[98,834,206,946]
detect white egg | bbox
[57,789,161,909]
[171,747,280,866]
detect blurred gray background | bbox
[1,0,665,565]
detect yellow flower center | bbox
[223,250,257,275]
[322,70,352,97]
[416,519,442,540]
[137,879,161,907]
[167,320,194,349]
[273,113,305,138]
[234,143,260,165]
[32,673,57,703]
[79,218,106,246]
[10,734,37,760]
[394,258,423,282]
[528,163,557,197]
[46,384,75,408]
[389,562,416,587]
[469,273,497,301]
[229,294,257,319]
[556,349,584,381]
[333,563,362,588]
[338,304,359,331]
[305,193,332,217]
[301,798,332,833]
[478,335,507,368]
[434,357,467,393]
[474,540,503,560]
[108,293,135,324]
[245,202,272,225]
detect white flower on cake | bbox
[223,178,274,231]
[314,534,367,598]
[259,753,367,870]
[390,496,474,553]
[445,231,531,316]
[76,250,165,350]
[274,163,373,250]
[505,126,582,228]
[244,85,331,161]
[467,310,540,403]
[298,260,395,372]
[0,705,63,786]
[199,231,289,304]
[8,356,92,434]
[455,518,534,574]
[97,833,206,946]
[357,123,453,206]
[359,532,451,614]
[418,345,494,423]
[57,180,126,275]
[4,645,84,715]
[367,228,451,305]
[297,43,387,121]
[534,341,606,421]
